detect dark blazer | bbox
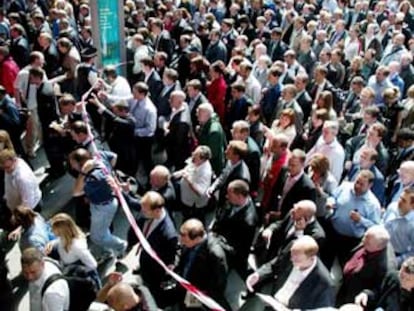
[336,244,397,307]
[10,36,29,69]
[361,37,383,60]
[245,136,262,193]
[268,40,288,62]
[205,40,227,64]
[363,271,413,311]
[137,213,178,294]
[146,70,163,103]
[154,30,174,60]
[257,258,335,310]
[271,168,317,218]
[189,93,208,129]
[175,234,231,309]
[165,107,192,170]
[212,197,258,276]
[156,83,180,117]
[256,214,326,266]
[344,134,389,175]
[260,83,282,125]
[211,159,251,205]
[296,90,313,123]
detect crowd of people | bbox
[0,0,414,310]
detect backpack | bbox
[41,261,98,311]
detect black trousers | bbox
[134,136,154,177]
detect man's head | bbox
[287,149,306,177]
[290,236,318,270]
[366,123,386,146]
[398,187,414,217]
[150,165,170,190]
[196,103,214,125]
[0,148,17,174]
[132,82,149,100]
[226,179,250,206]
[231,120,250,141]
[270,133,289,156]
[291,200,317,222]
[21,248,45,282]
[400,257,414,291]
[140,191,165,219]
[179,218,206,248]
[29,67,44,86]
[398,161,414,186]
[322,121,339,144]
[375,66,390,83]
[106,282,140,311]
[354,170,375,196]
[70,120,89,144]
[358,146,378,170]
[362,225,390,253]
[186,79,202,99]
[225,140,248,163]
[169,90,186,110]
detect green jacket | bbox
[198,115,227,175]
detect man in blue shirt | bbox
[322,170,381,268]
[128,82,157,178]
[384,187,414,267]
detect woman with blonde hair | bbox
[46,213,100,286]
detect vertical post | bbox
[90,0,126,75]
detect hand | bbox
[354,292,368,307]
[345,161,352,171]
[44,242,54,255]
[206,187,214,198]
[107,272,123,287]
[97,90,108,101]
[261,228,273,242]
[326,199,335,211]
[88,93,99,106]
[294,217,307,231]
[246,272,259,292]
[8,227,22,241]
[350,210,361,222]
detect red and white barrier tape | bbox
[78,94,226,310]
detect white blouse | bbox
[55,237,97,271]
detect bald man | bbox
[97,272,158,311]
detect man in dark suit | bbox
[165,90,192,170]
[260,66,282,126]
[207,140,251,206]
[151,18,174,61]
[127,191,178,307]
[231,121,261,196]
[266,149,316,221]
[211,180,258,278]
[360,25,383,60]
[186,79,208,130]
[141,56,163,103]
[9,24,29,69]
[308,65,339,112]
[157,68,181,118]
[173,219,232,310]
[294,72,313,123]
[256,200,326,266]
[242,236,335,311]
[336,225,397,307]
[205,29,227,64]
[268,28,287,62]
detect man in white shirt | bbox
[306,120,345,182]
[21,248,70,311]
[0,149,42,212]
[242,236,335,310]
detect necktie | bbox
[343,248,366,276]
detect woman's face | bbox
[280,115,291,128]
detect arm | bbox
[71,239,98,270]
[43,281,69,311]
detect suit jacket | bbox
[175,234,230,309]
[137,213,178,291]
[260,83,282,125]
[145,70,163,103]
[157,82,180,117]
[361,37,383,60]
[10,36,29,69]
[268,40,288,62]
[197,116,226,175]
[271,168,317,218]
[154,31,174,60]
[245,137,262,193]
[257,258,335,310]
[211,159,251,205]
[205,40,227,64]
[212,197,258,276]
[166,107,192,170]
[344,134,389,175]
[296,90,313,123]
[189,93,208,129]
[336,244,397,306]
[260,215,326,265]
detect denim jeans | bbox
[89,199,126,256]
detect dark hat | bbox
[80,46,98,59]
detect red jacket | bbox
[0,57,19,96]
[207,76,227,124]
